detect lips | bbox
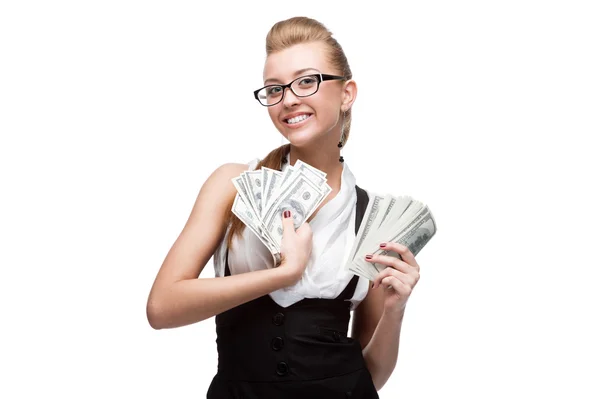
[283,113,313,128]
[282,112,313,123]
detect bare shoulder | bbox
[188,162,249,225]
[183,161,249,252]
[150,161,249,289]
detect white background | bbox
[1,1,599,398]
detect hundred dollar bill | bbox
[359,195,414,255]
[266,160,329,218]
[231,194,278,255]
[296,159,327,177]
[346,193,383,265]
[231,175,277,249]
[279,164,296,188]
[375,207,436,259]
[348,262,373,282]
[263,172,331,247]
[262,168,284,218]
[243,170,264,216]
[231,176,252,211]
[266,164,326,216]
[343,188,438,281]
[231,159,439,277]
[294,160,328,185]
[283,160,328,190]
[352,206,436,280]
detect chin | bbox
[284,130,321,148]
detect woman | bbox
[146,16,421,398]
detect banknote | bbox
[231,194,278,254]
[263,172,331,247]
[231,160,332,266]
[346,193,437,281]
[260,167,282,217]
[232,161,437,274]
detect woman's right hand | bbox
[279,210,313,283]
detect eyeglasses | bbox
[254,73,345,107]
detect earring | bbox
[281,137,288,166]
[338,111,346,163]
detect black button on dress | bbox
[207,185,379,398]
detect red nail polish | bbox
[379,243,386,248]
[283,210,291,218]
[365,254,372,260]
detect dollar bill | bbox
[231,160,437,275]
[263,172,330,246]
[346,195,437,281]
[231,175,278,250]
[231,160,331,262]
[231,194,278,255]
[243,170,264,216]
[346,193,384,263]
[262,168,284,218]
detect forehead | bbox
[263,41,330,83]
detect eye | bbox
[299,76,318,86]
[266,86,282,96]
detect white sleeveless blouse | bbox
[213,152,370,311]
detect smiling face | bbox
[262,41,346,148]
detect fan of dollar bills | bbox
[231,160,437,280]
[231,160,332,266]
[344,194,437,281]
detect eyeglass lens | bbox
[257,75,320,106]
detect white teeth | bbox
[286,114,310,124]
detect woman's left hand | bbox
[365,242,420,314]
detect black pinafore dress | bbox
[207,185,379,399]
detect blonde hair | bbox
[225,16,354,250]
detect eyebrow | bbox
[264,68,320,85]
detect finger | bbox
[296,221,313,240]
[372,266,402,288]
[373,267,411,289]
[371,267,392,289]
[379,242,419,269]
[281,209,295,238]
[365,253,412,274]
[381,276,412,297]
[381,275,404,290]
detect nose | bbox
[281,86,300,107]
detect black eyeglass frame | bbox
[253,73,346,107]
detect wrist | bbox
[382,305,406,321]
[274,260,301,285]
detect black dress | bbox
[207,185,379,399]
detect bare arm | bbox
[146,162,298,330]
[149,264,297,329]
[351,284,403,391]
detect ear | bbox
[341,79,358,112]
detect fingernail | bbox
[283,210,291,218]
[379,243,386,248]
[365,254,372,260]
